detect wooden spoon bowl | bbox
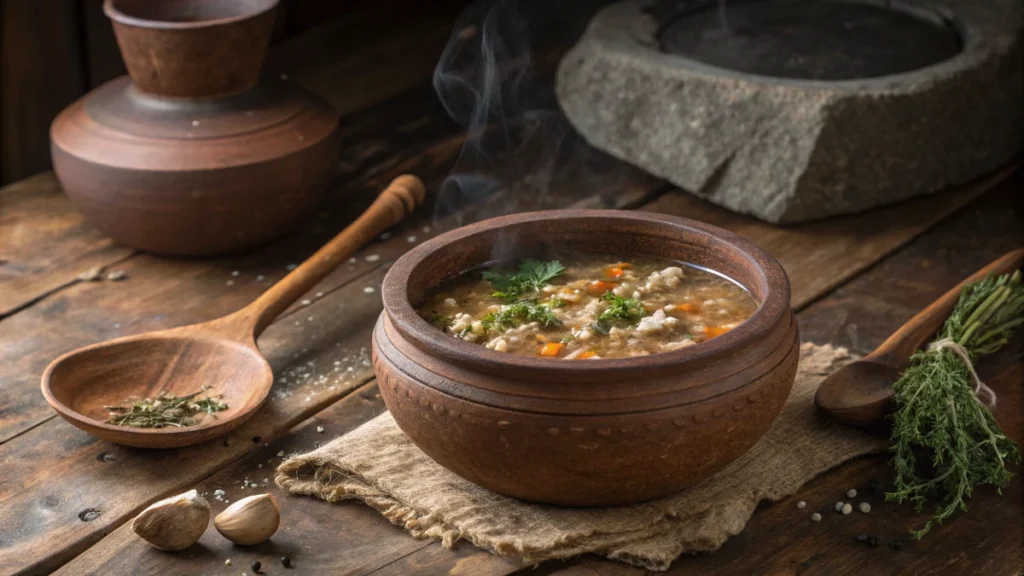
[41,175,425,448]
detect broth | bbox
[416,254,758,359]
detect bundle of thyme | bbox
[887,270,1023,538]
[105,386,229,428]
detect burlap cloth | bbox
[276,343,886,571]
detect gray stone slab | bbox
[556,0,1023,223]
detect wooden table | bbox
[1,16,1021,576]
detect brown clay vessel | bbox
[50,0,341,256]
[373,210,799,506]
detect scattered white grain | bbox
[365,254,380,262]
[796,501,806,509]
[225,559,231,566]
[407,236,417,243]
[380,232,392,240]
[846,488,858,499]
[226,280,235,286]
[301,299,312,306]
[364,286,375,294]
[422,226,431,233]
[257,464,263,469]
[256,274,265,281]
[811,513,821,522]
[277,451,285,457]
[286,263,297,270]
[349,257,357,264]
[307,316,314,322]
[191,120,200,126]
[316,291,324,297]
[316,426,325,433]
[842,503,853,515]
[231,270,239,276]
[834,502,845,512]
[859,502,871,513]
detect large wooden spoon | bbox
[815,248,1024,427]
[42,175,425,448]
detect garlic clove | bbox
[131,489,210,551]
[214,493,280,546]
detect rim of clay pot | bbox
[382,210,790,379]
[103,0,278,30]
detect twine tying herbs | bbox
[925,339,996,408]
[888,269,1023,539]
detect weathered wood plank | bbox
[48,175,1023,576]
[0,173,134,317]
[640,165,1017,310]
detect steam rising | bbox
[431,0,619,227]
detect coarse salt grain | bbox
[316,426,325,433]
[365,254,380,262]
[842,503,853,515]
[811,513,821,522]
[407,236,417,243]
[846,488,858,498]
[231,270,239,276]
[316,291,324,297]
[364,286,375,293]
[256,274,265,281]
[423,226,431,233]
[796,501,806,509]
[859,502,871,513]
[301,299,312,306]
[277,451,285,457]
[286,263,297,270]
[226,280,234,286]
[835,502,845,512]
[380,232,392,240]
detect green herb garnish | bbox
[429,314,454,330]
[104,386,229,428]
[592,291,644,334]
[887,270,1023,538]
[483,259,565,302]
[482,300,562,332]
[548,297,566,308]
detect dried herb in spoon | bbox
[105,386,228,428]
[887,270,1023,538]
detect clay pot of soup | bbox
[373,210,798,506]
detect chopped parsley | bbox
[548,297,566,308]
[482,300,562,332]
[483,259,565,302]
[592,291,644,334]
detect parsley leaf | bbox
[592,291,644,334]
[483,259,565,302]
[482,300,562,332]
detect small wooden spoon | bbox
[815,248,1024,427]
[41,175,425,448]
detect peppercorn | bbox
[855,534,880,548]
[251,560,261,572]
[866,478,880,496]
[281,556,292,568]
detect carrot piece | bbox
[678,302,701,313]
[539,342,564,357]
[576,350,597,360]
[609,262,632,268]
[605,266,624,278]
[586,280,617,295]
[706,326,731,338]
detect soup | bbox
[416,254,758,359]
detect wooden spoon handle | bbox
[867,248,1024,366]
[235,175,426,336]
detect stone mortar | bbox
[556,0,1022,223]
